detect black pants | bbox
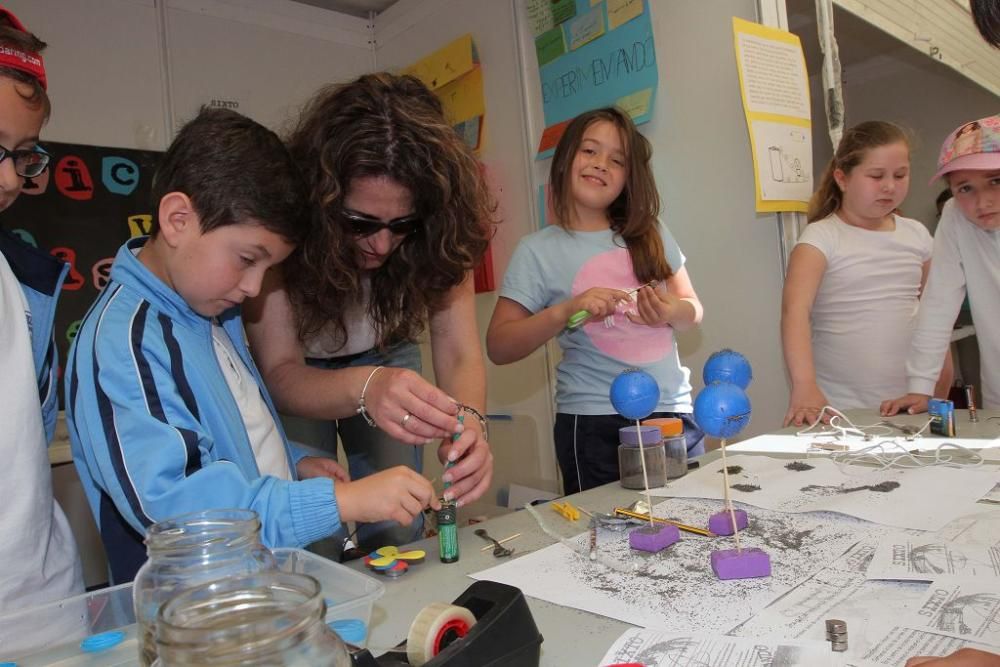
[554,412,705,495]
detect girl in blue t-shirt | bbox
[487,107,705,494]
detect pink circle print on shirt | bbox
[572,247,672,365]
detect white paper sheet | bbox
[867,537,1000,581]
[472,497,881,634]
[901,579,1000,648]
[599,629,833,666]
[728,434,1000,454]
[649,455,998,531]
[848,626,997,667]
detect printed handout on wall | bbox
[732,17,812,213]
[753,121,811,202]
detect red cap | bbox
[0,6,47,90]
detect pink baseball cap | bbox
[930,114,1000,183]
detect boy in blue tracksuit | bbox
[66,108,439,583]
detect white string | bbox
[827,439,985,473]
[796,405,934,443]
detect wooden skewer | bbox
[613,508,716,537]
[479,533,522,551]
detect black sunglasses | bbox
[342,209,422,237]
[0,144,50,178]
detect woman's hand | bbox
[363,366,461,445]
[436,418,493,507]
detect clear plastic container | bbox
[152,571,351,666]
[134,509,277,665]
[3,548,384,666]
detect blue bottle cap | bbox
[80,630,126,652]
[328,618,367,644]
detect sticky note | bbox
[535,26,566,66]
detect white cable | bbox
[828,439,984,473]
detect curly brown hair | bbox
[550,107,672,283]
[0,10,49,118]
[284,72,497,350]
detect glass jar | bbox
[153,572,351,666]
[618,425,666,489]
[134,509,277,666]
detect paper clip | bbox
[551,501,581,521]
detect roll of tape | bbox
[405,601,477,666]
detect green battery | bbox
[437,414,463,563]
[437,501,459,563]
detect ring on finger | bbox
[401,412,412,428]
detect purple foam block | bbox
[711,547,771,580]
[708,509,748,536]
[629,524,680,552]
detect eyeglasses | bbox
[0,144,50,178]
[342,209,422,237]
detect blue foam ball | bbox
[610,369,660,420]
[703,349,753,389]
[694,382,751,439]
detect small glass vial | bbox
[643,417,688,479]
[618,425,666,489]
[153,571,352,666]
[134,509,277,666]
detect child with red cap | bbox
[0,3,84,655]
[882,115,1000,415]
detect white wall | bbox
[6,0,376,149]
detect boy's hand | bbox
[881,393,930,416]
[335,466,440,527]
[565,287,628,324]
[784,383,830,427]
[366,367,460,444]
[436,420,493,507]
[297,456,350,482]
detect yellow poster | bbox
[404,35,485,152]
[402,34,476,91]
[732,17,812,213]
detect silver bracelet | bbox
[356,366,385,427]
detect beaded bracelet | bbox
[356,366,385,427]
[457,404,489,442]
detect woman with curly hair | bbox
[245,72,497,549]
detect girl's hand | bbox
[626,283,678,327]
[784,383,830,427]
[880,393,930,417]
[565,287,629,325]
[296,456,350,482]
[364,367,460,444]
[335,466,440,526]
[436,419,493,507]
[904,648,1000,666]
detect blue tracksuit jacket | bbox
[66,238,341,582]
[0,229,67,443]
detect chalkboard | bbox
[3,141,162,401]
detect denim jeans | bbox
[281,341,425,552]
